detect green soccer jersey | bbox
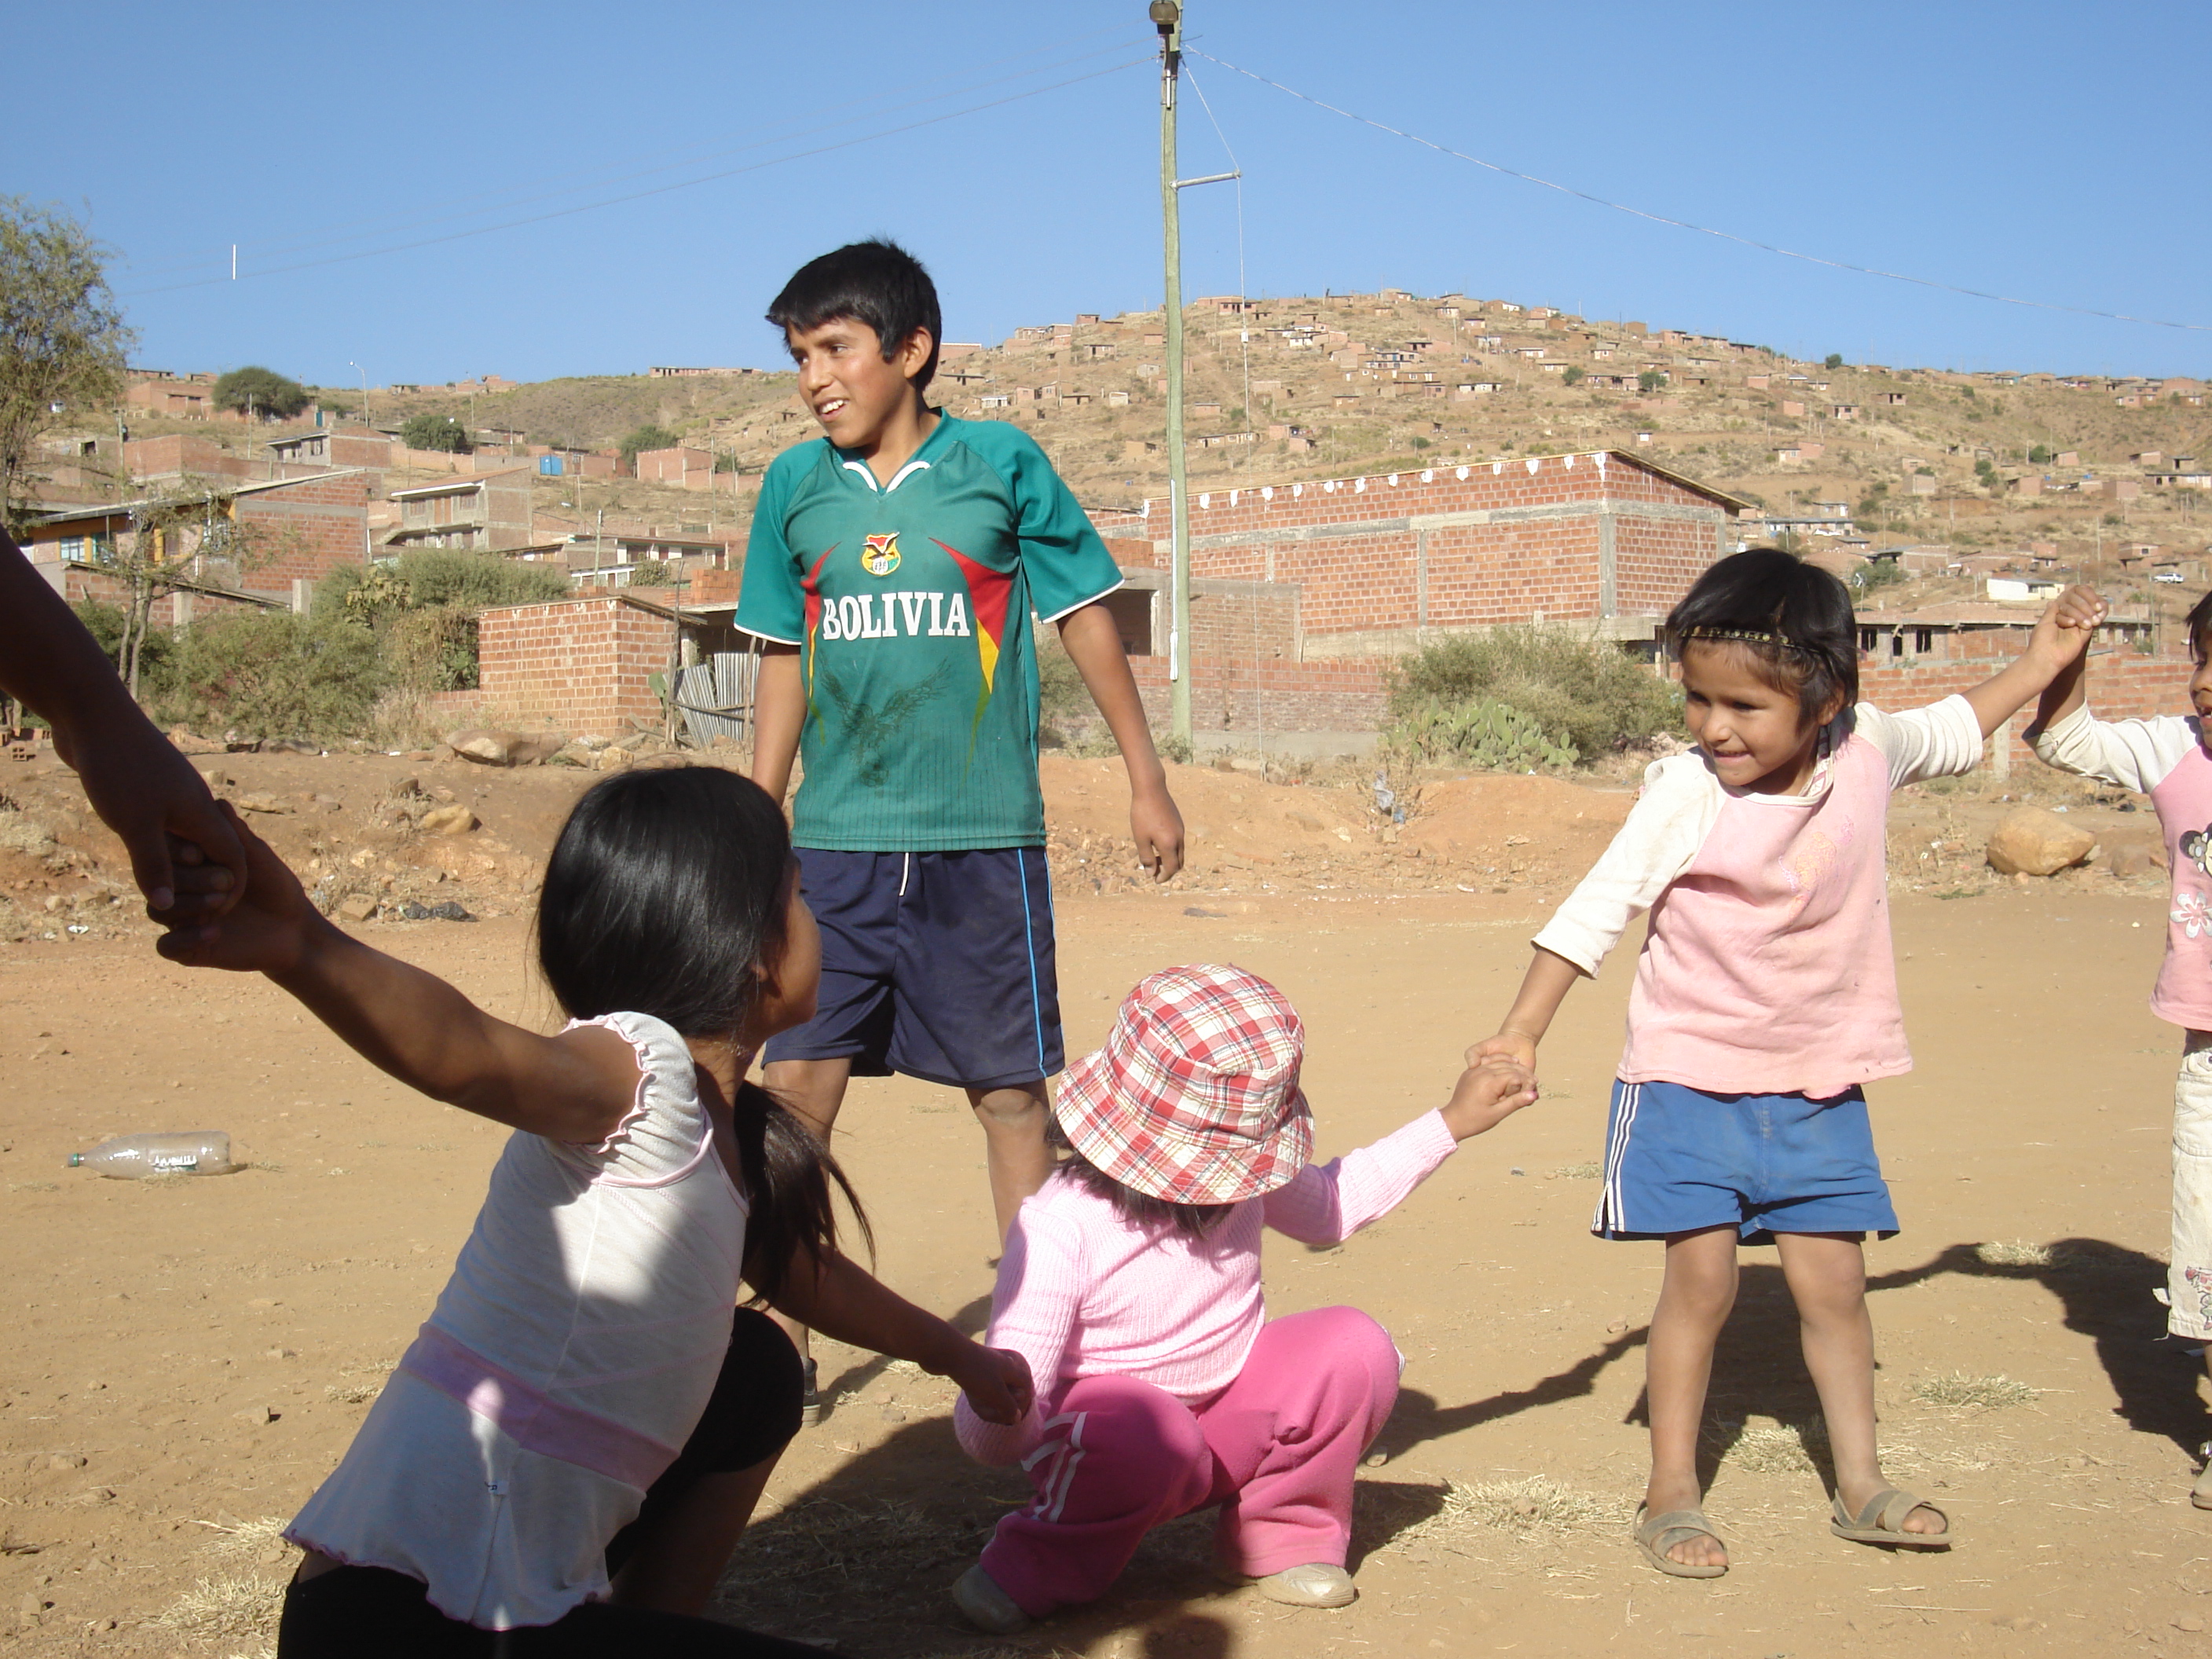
[736,413,1125,851]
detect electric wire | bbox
[118,34,1152,291]
[1189,48,2210,335]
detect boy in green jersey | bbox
[737,240,1185,1417]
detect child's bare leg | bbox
[1774,1232,1943,1536]
[969,1082,1054,1247]
[607,1456,778,1617]
[1644,1226,1739,1569]
[762,1057,853,1368]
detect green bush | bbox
[1849,559,1906,595]
[1637,369,1665,394]
[163,612,386,740]
[400,412,471,453]
[621,423,682,463]
[1386,626,1679,764]
[1034,627,1091,745]
[213,366,311,419]
[71,599,177,690]
[312,550,568,696]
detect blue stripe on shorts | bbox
[1592,1078,1899,1243]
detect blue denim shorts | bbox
[1591,1079,1899,1243]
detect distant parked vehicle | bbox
[2155,571,2187,584]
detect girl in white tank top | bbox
[159,767,1032,1656]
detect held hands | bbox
[2032,584,2108,666]
[62,719,248,921]
[947,1342,1035,1426]
[151,805,328,976]
[1439,1053,1540,1141]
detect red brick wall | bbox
[1127,657,1388,737]
[474,597,676,734]
[1861,650,2193,771]
[236,474,369,593]
[1109,450,1733,646]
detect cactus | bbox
[1385,695,1577,772]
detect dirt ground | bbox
[0,743,2200,1656]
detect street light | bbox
[348,362,368,427]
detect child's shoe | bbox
[2194,1446,2212,1511]
[1217,1561,1357,1608]
[951,1564,1031,1635]
[798,1358,824,1428]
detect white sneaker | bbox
[951,1565,1032,1634]
[1224,1562,1357,1607]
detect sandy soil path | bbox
[0,753,2194,1655]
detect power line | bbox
[119,29,1152,285]
[1190,48,2210,336]
[119,55,1153,298]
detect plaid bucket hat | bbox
[1054,963,1313,1206]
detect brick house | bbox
[21,470,371,615]
[632,446,716,489]
[386,469,534,551]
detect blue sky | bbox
[14,1,2207,387]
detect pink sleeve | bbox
[1262,1109,1458,1245]
[954,1199,1084,1467]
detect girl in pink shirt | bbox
[948,964,1536,1633]
[1476,549,2102,1579]
[2030,588,2212,1508]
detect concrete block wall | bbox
[1126,657,1388,740]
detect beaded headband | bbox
[1675,624,1816,657]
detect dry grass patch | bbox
[1375,1474,1619,1552]
[1913,1372,2037,1410]
[1712,1415,1826,1474]
[1975,1240,2068,1269]
[201,1516,290,1561]
[1548,1162,1602,1181]
[155,1571,284,1653]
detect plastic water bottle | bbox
[68,1132,235,1178]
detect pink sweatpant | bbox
[980,1306,1400,1617]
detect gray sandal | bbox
[1829,1488,1952,1549]
[1634,1505,1728,1578]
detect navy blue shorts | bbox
[763,848,1062,1092]
[1591,1079,1899,1243]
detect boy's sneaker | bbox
[798,1359,824,1428]
[2194,1445,2212,1510]
[1216,1560,1357,1608]
[951,1565,1031,1634]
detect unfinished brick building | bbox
[1101,448,1745,659]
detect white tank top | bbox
[284,1011,749,1630]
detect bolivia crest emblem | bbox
[860,533,901,577]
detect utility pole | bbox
[1155,0,1190,748]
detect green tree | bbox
[0,196,134,529]
[1824,352,1844,369]
[1637,369,1665,394]
[400,412,472,453]
[212,365,311,419]
[2029,444,2053,464]
[1562,366,1584,386]
[620,423,682,464]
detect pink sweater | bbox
[954,1111,1458,1467]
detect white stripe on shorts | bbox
[1597,1082,1642,1235]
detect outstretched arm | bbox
[1474,946,1585,1071]
[1961,585,2106,739]
[156,810,640,1143]
[0,530,245,915]
[772,1248,1032,1428]
[1058,600,1184,878]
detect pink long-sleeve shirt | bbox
[954,1110,1458,1466]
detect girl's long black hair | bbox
[535,767,867,1302]
[1044,1116,1232,1241]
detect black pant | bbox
[278,1310,809,1658]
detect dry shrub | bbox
[1375,1474,1617,1552]
[0,804,54,855]
[1549,1162,1602,1181]
[1387,625,1680,763]
[1913,1372,2037,1410]
[1976,1240,2071,1269]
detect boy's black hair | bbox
[2185,591,2212,661]
[767,238,942,394]
[537,767,869,1301]
[1667,547,1859,722]
[1044,1116,1232,1242]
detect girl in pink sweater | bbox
[949,963,1536,1632]
[1476,549,2102,1579]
